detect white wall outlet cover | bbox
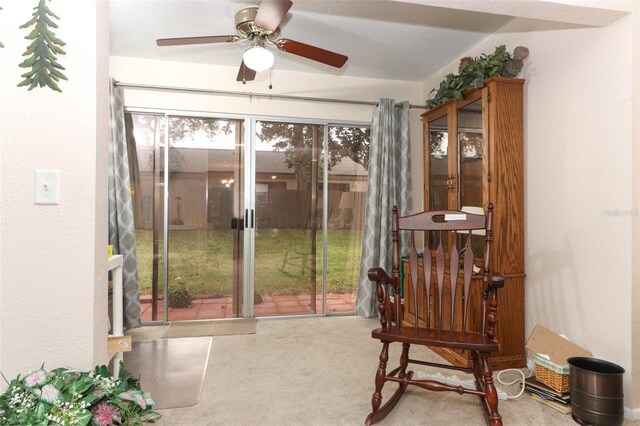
[34,169,60,205]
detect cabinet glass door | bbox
[427,114,450,248]
[457,98,484,256]
[457,99,483,209]
[166,117,245,320]
[427,115,449,211]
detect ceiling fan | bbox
[156,0,349,83]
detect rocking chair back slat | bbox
[422,240,432,330]
[448,238,459,333]
[462,231,475,333]
[409,232,419,331]
[435,234,445,330]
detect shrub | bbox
[168,280,192,308]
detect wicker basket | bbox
[532,353,571,393]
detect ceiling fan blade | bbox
[254,0,292,32]
[236,61,257,82]
[276,39,348,68]
[156,35,238,47]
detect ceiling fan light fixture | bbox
[243,46,274,72]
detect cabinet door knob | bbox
[448,175,456,190]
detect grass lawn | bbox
[136,228,362,298]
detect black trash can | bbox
[568,357,625,426]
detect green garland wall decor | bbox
[425,45,529,109]
[18,0,67,92]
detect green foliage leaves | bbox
[257,123,330,190]
[330,126,370,171]
[0,363,161,425]
[426,45,529,109]
[256,123,370,190]
[169,116,233,142]
[169,279,193,308]
[18,0,67,92]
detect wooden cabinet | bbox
[406,77,526,370]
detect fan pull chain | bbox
[269,68,273,90]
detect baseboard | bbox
[624,406,640,419]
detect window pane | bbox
[326,125,370,312]
[166,117,244,320]
[127,113,166,322]
[428,115,448,210]
[428,115,449,249]
[457,99,484,258]
[254,121,323,316]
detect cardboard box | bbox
[526,324,593,365]
[526,324,593,393]
[526,324,592,367]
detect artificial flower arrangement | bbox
[0,363,161,425]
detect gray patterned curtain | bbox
[109,80,141,329]
[355,99,412,317]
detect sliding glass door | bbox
[165,117,245,320]
[249,120,370,316]
[251,120,324,316]
[127,113,167,322]
[129,113,245,321]
[127,111,369,323]
[325,125,370,312]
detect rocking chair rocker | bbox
[365,204,504,425]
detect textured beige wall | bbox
[627,1,640,416]
[0,0,109,383]
[422,3,639,415]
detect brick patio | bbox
[140,292,356,321]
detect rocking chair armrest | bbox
[367,267,397,288]
[368,267,400,327]
[490,273,505,289]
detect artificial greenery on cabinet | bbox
[426,45,529,109]
[18,0,67,92]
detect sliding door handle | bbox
[243,209,255,229]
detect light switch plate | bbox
[35,169,59,205]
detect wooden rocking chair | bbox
[365,204,504,426]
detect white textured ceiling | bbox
[109,0,627,82]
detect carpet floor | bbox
[138,317,640,425]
